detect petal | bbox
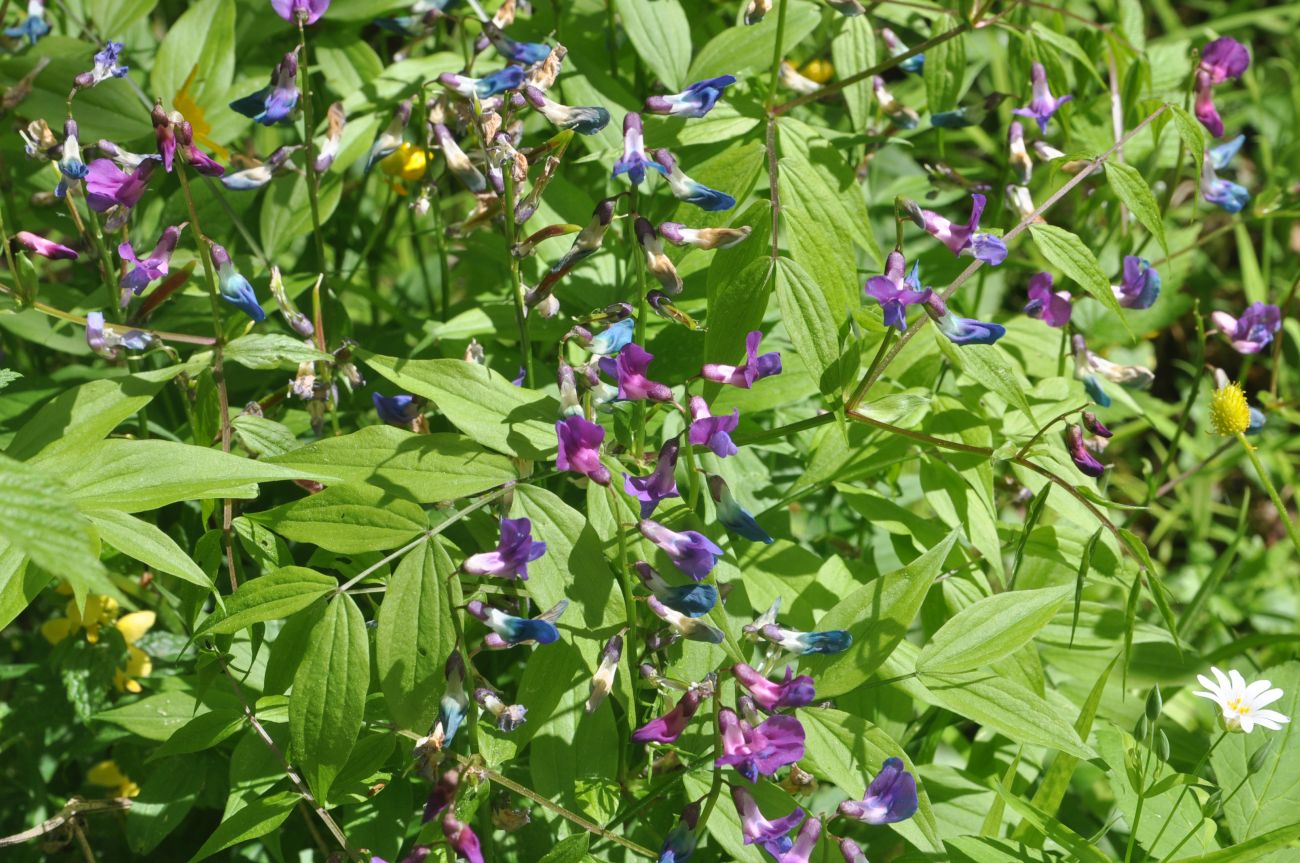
[1250,688,1285,709]
[115,610,156,643]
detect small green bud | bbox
[1146,685,1163,721]
[1155,729,1170,762]
[1248,738,1276,775]
[1201,789,1222,817]
[1134,715,1149,740]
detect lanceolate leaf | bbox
[1029,224,1126,320]
[1105,161,1169,255]
[918,585,1071,674]
[196,567,337,636]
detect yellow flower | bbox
[87,760,140,798]
[41,595,119,645]
[1209,381,1251,436]
[173,64,231,163]
[112,611,156,694]
[42,592,155,692]
[380,143,428,182]
[800,59,834,84]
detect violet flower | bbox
[462,517,546,580]
[466,599,564,646]
[624,439,681,517]
[118,224,184,306]
[1082,411,1112,438]
[840,838,869,863]
[522,85,610,135]
[716,708,805,782]
[708,475,772,544]
[613,113,666,186]
[85,311,153,359]
[838,757,919,824]
[1024,272,1071,327]
[175,119,224,176]
[209,243,264,321]
[373,393,421,426]
[639,518,724,581]
[652,148,735,211]
[73,41,129,90]
[556,416,611,485]
[271,0,329,25]
[732,785,804,858]
[687,396,739,458]
[910,194,1007,265]
[701,330,782,388]
[598,343,674,401]
[644,76,736,119]
[1013,62,1072,134]
[782,817,822,863]
[441,811,483,863]
[634,561,717,618]
[924,293,1006,346]
[732,662,815,711]
[1194,37,1250,137]
[1211,302,1281,354]
[1112,256,1160,310]
[12,230,77,261]
[866,251,931,330]
[1066,425,1105,478]
[230,48,300,126]
[85,157,154,215]
[632,689,704,743]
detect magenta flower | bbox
[462,517,546,581]
[783,817,822,863]
[1083,411,1112,438]
[1066,425,1105,478]
[440,811,483,863]
[1211,302,1281,354]
[913,194,1007,265]
[732,663,815,711]
[1013,62,1072,134]
[623,439,681,517]
[840,838,869,863]
[716,708,805,782]
[631,689,704,743]
[1194,38,1250,138]
[556,416,611,485]
[687,396,739,458]
[700,331,782,388]
[12,230,78,261]
[639,518,724,581]
[838,757,919,824]
[86,157,155,213]
[271,0,330,25]
[1024,272,1071,327]
[118,224,184,306]
[598,343,673,401]
[865,251,931,330]
[732,785,804,858]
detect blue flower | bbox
[5,4,50,45]
[644,75,736,119]
[372,392,421,426]
[653,149,735,210]
[639,518,724,582]
[483,21,550,64]
[838,757,919,824]
[760,624,852,655]
[209,243,265,321]
[657,804,699,863]
[882,28,924,74]
[431,652,468,748]
[589,317,635,356]
[925,294,1005,346]
[55,120,88,198]
[1201,137,1251,213]
[612,113,667,186]
[230,48,300,126]
[634,561,718,617]
[439,66,525,99]
[1209,134,1246,170]
[1113,256,1160,310]
[708,476,772,544]
[467,599,564,646]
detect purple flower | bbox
[1066,425,1105,478]
[74,41,129,90]
[1194,39,1249,138]
[556,416,611,485]
[441,66,525,100]
[716,708,805,782]
[175,119,224,176]
[209,243,264,321]
[1013,62,1072,134]
[271,0,329,25]
[708,475,772,544]
[687,396,739,458]
[373,393,421,426]
[925,294,1005,346]
[85,157,154,213]
[613,113,666,186]
[840,838,869,863]
[462,517,546,581]
[701,331,782,388]
[1024,272,1071,327]
[658,803,699,863]
[230,48,300,126]
[522,85,609,135]
[624,439,681,517]
[1113,256,1160,310]
[1211,302,1281,354]
[598,343,674,401]
[85,311,153,359]
[732,785,804,858]
[1082,411,1112,438]
[12,230,78,261]
[652,148,735,211]
[782,817,822,863]
[732,662,815,711]
[635,561,717,617]
[838,757,919,824]
[639,518,724,582]
[483,22,550,64]
[118,224,183,306]
[644,76,736,119]
[913,194,1006,265]
[422,769,458,822]
[440,811,483,863]
[866,251,932,330]
[632,689,704,743]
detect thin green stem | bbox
[845,330,896,412]
[765,0,789,109]
[1237,433,1300,558]
[606,484,643,739]
[502,169,534,388]
[1145,731,1227,855]
[1161,770,1251,862]
[297,19,327,274]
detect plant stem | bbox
[1161,770,1251,862]
[502,169,534,388]
[606,484,643,739]
[845,330,896,412]
[297,19,327,275]
[1144,730,1227,856]
[1236,433,1300,557]
[765,0,789,109]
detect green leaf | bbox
[150,710,244,759]
[6,372,171,461]
[1175,822,1300,863]
[195,567,337,636]
[151,0,235,115]
[266,426,517,504]
[774,257,844,398]
[921,672,1095,759]
[88,0,158,35]
[362,353,559,459]
[917,585,1070,674]
[260,173,343,259]
[290,594,370,801]
[85,509,212,588]
[1105,161,1168,255]
[779,157,858,322]
[222,334,332,371]
[539,834,590,863]
[614,0,691,90]
[0,537,45,631]
[992,785,1112,863]
[1170,104,1206,185]
[831,15,876,130]
[231,415,300,458]
[188,791,299,863]
[688,0,820,81]
[0,452,104,583]
[1028,224,1126,320]
[376,540,458,730]
[807,531,957,698]
[246,483,428,554]
[924,21,967,112]
[38,439,335,513]
[94,690,206,742]
[127,756,204,855]
[933,338,1038,422]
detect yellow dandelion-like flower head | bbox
[1209,381,1251,436]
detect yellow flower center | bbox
[1209,382,1251,436]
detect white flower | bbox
[1193,666,1290,733]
